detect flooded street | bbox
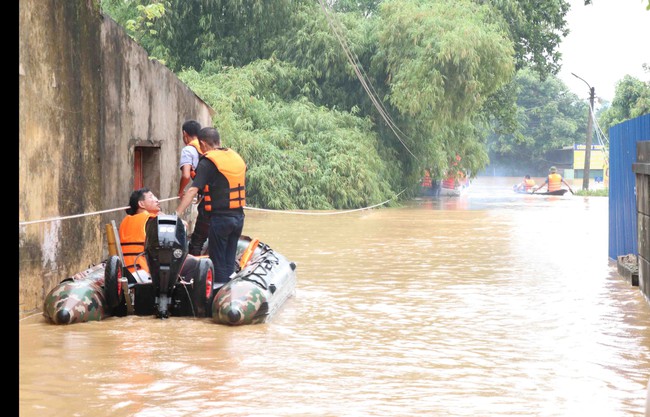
[19,176,650,416]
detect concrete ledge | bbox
[617,254,639,286]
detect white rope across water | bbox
[18,197,176,226]
[18,190,406,225]
[245,190,404,215]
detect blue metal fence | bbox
[608,113,650,261]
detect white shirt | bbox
[179,145,200,170]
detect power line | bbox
[316,0,420,162]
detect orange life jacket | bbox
[421,170,432,188]
[442,176,456,189]
[524,178,536,190]
[547,173,562,192]
[201,148,247,211]
[187,138,203,179]
[119,211,157,273]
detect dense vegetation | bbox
[101,0,648,208]
[486,68,589,175]
[598,74,650,135]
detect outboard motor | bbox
[145,214,188,318]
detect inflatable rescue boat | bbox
[42,214,297,326]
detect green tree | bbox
[148,0,300,72]
[103,0,303,72]
[481,0,570,79]
[487,68,588,174]
[101,0,169,62]
[332,0,382,16]
[599,75,650,134]
[372,0,515,179]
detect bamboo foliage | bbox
[180,59,395,209]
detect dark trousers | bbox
[188,208,210,256]
[208,212,245,283]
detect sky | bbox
[557,0,650,104]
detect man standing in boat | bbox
[533,166,574,194]
[175,126,247,285]
[178,120,210,256]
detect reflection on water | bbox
[19,177,650,417]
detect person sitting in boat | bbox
[421,168,433,188]
[420,168,440,196]
[514,175,536,193]
[119,188,198,283]
[533,166,574,194]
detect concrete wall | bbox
[19,0,213,317]
[19,0,104,317]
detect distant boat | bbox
[533,189,568,196]
[513,185,568,196]
[440,175,470,196]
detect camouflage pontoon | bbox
[212,239,297,325]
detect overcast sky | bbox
[557,0,650,104]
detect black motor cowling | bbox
[145,214,188,318]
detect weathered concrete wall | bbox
[19,1,213,317]
[19,0,104,316]
[634,141,650,301]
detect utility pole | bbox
[572,73,595,191]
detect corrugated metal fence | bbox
[609,113,650,261]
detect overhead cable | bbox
[316,0,419,162]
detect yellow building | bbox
[573,144,607,175]
[548,144,608,184]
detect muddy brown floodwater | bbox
[19,176,650,417]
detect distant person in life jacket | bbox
[514,175,536,193]
[120,188,199,283]
[533,166,574,194]
[175,126,247,284]
[421,169,433,188]
[420,168,438,196]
